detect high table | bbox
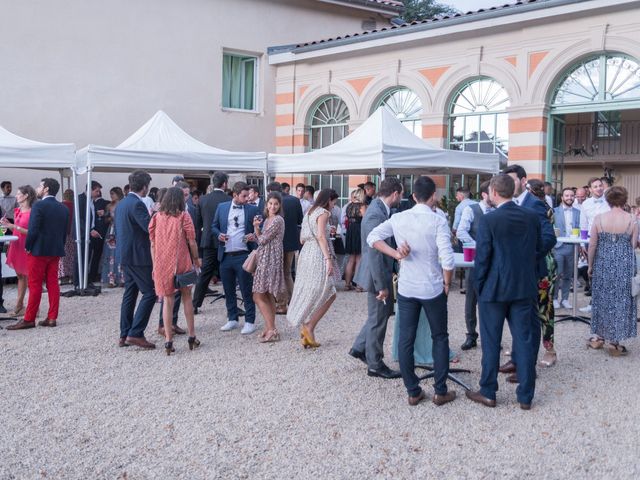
[0,235,19,328]
[554,236,591,325]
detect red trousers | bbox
[25,255,61,322]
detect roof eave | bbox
[316,0,404,18]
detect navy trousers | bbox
[478,298,539,405]
[219,253,255,324]
[120,265,156,339]
[397,292,449,397]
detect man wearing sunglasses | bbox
[212,182,259,334]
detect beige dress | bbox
[287,207,339,327]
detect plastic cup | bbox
[571,228,580,238]
[463,244,476,262]
[580,229,589,240]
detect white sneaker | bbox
[220,320,239,331]
[241,323,256,335]
[561,300,572,309]
[579,305,592,313]
[553,299,560,309]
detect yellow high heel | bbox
[301,325,321,348]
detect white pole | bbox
[71,171,83,292]
[380,168,386,181]
[83,169,92,290]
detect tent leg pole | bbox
[263,172,268,197]
[83,170,92,290]
[71,172,83,293]
[380,168,386,181]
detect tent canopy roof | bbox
[83,111,267,174]
[0,125,77,170]
[267,107,500,176]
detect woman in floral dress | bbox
[252,192,286,343]
[101,187,126,287]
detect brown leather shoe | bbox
[519,403,531,410]
[408,390,426,406]
[506,373,519,384]
[173,325,186,335]
[125,336,156,349]
[6,319,36,330]
[118,337,130,347]
[433,391,457,406]
[465,390,497,407]
[38,319,57,327]
[499,360,516,374]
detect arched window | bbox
[448,77,510,159]
[552,54,640,105]
[374,87,423,135]
[309,96,350,150]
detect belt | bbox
[225,250,249,257]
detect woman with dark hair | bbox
[1,185,36,315]
[149,187,202,355]
[252,192,286,342]
[152,187,168,215]
[344,188,367,291]
[100,187,126,287]
[287,188,340,348]
[588,186,638,355]
[58,188,75,283]
[527,178,558,366]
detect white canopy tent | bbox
[78,110,268,288]
[0,125,82,283]
[267,107,500,176]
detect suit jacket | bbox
[281,193,303,252]
[211,201,258,262]
[520,192,557,278]
[114,193,152,266]
[93,197,110,237]
[354,198,394,294]
[196,189,230,249]
[25,197,69,257]
[474,201,541,302]
[553,205,580,251]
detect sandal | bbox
[538,350,557,367]
[259,329,280,343]
[587,337,604,350]
[608,344,628,357]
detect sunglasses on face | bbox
[233,216,239,228]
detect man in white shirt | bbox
[456,180,493,350]
[573,187,587,211]
[368,176,456,407]
[452,186,477,233]
[301,185,314,215]
[579,177,610,234]
[0,181,17,222]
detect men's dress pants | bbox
[277,250,296,309]
[554,246,574,301]
[120,265,156,339]
[478,298,538,405]
[192,247,218,308]
[397,292,449,397]
[88,236,105,282]
[25,255,60,322]
[464,268,478,340]
[352,289,394,370]
[220,253,255,324]
[158,291,180,327]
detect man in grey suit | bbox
[553,187,581,309]
[349,177,404,379]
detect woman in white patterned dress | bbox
[287,188,340,348]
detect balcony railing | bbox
[563,120,640,157]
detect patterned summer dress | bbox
[287,207,340,327]
[591,217,637,343]
[252,215,286,300]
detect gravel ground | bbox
[1,281,639,479]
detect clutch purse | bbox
[242,250,258,274]
[174,268,198,289]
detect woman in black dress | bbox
[344,188,367,291]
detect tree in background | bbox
[401,0,458,22]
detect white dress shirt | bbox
[226,202,247,252]
[514,190,528,206]
[367,204,455,300]
[457,201,493,244]
[300,198,312,215]
[453,197,476,230]
[562,206,574,236]
[579,196,610,232]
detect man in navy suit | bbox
[7,178,69,330]
[114,170,156,349]
[553,188,580,309]
[212,182,258,334]
[466,174,542,410]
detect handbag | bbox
[173,214,198,289]
[242,249,259,274]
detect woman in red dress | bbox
[149,187,202,355]
[1,185,36,316]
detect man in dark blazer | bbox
[7,178,69,330]
[466,174,542,410]
[193,172,230,311]
[211,181,258,334]
[74,180,108,288]
[350,177,404,379]
[114,170,156,349]
[266,181,303,314]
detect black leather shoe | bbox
[367,364,401,379]
[193,307,200,315]
[461,338,477,350]
[0,305,6,314]
[348,348,367,364]
[519,403,531,410]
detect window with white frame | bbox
[222,52,257,111]
[374,87,423,135]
